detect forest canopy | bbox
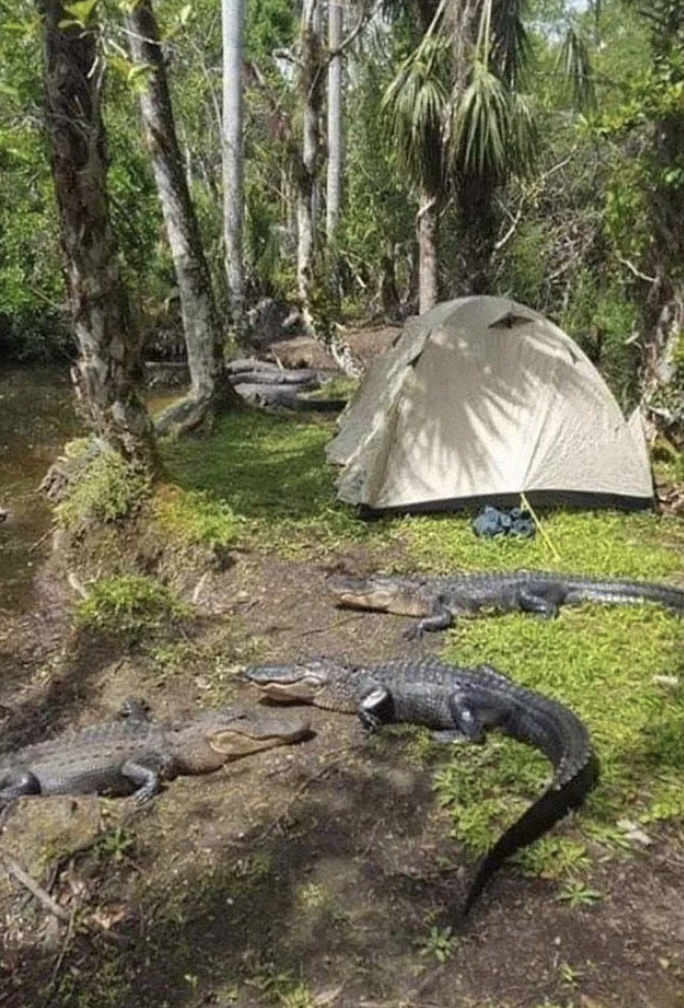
[1,0,683,422]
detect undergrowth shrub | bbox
[55,443,151,531]
[75,574,188,634]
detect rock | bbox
[0,795,104,892]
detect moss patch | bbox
[75,574,189,635]
[151,484,243,550]
[55,444,151,531]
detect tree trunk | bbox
[296,0,324,330]
[125,0,241,430]
[41,1,157,470]
[455,171,498,295]
[222,0,245,336]
[417,184,439,313]
[326,0,343,246]
[639,284,684,445]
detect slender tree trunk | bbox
[125,0,241,429]
[326,0,343,285]
[639,284,684,445]
[416,0,444,314]
[222,0,245,336]
[417,184,439,313]
[40,1,156,470]
[296,0,324,329]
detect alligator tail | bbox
[462,753,599,916]
[570,579,684,612]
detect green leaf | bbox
[63,0,100,27]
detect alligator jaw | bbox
[243,664,331,703]
[207,711,311,757]
[326,574,433,617]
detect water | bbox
[0,365,185,614]
[0,366,80,612]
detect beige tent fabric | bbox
[328,296,653,511]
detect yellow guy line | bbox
[520,492,561,562]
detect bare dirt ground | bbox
[1,551,684,1008]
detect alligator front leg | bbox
[0,768,42,805]
[404,598,454,639]
[357,685,394,732]
[121,755,174,805]
[118,697,153,721]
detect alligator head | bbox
[243,660,358,713]
[188,705,312,758]
[326,572,433,617]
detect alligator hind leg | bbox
[445,693,487,743]
[516,587,560,618]
[0,768,42,804]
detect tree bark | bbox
[40,1,157,470]
[125,0,241,428]
[326,0,343,246]
[296,0,324,329]
[417,184,439,313]
[222,0,246,336]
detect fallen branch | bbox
[0,853,71,924]
[291,613,367,638]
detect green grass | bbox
[162,408,684,886]
[432,577,684,880]
[161,410,397,556]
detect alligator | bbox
[327,569,684,638]
[244,656,599,915]
[0,701,311,807]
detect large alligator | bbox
[244,656,599,915]
[327,569,684,638]
[0,701,310,807]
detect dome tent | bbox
[327,296,653,513]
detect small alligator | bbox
[244,656,599,915]
[327,569,684,638]
[0,701,310,807]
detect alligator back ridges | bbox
[429,570,684,608]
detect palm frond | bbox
[450,62,508,176]
[449,60,536,179]
[382,32,450,178]
[557,28,596,112]
[490,0,533,88]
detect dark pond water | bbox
[0,366,80,613]
[0,366,81,608]
[0,366,184,615]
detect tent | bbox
[327,296,653,513]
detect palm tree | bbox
[383,0,536,305]
[383,0,450,312]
